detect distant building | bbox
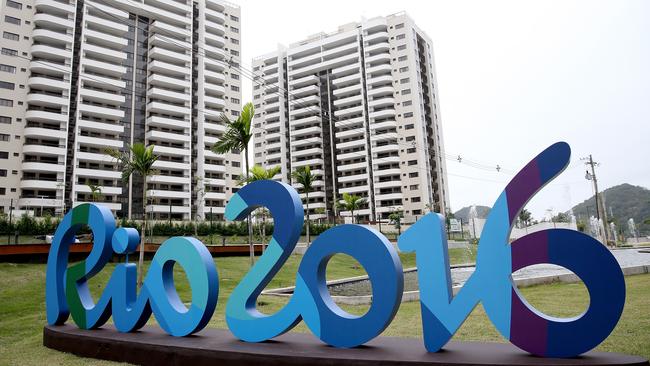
[252,12,449,224]
[0,0,243,220]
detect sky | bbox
[237,0,650,220]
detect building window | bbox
[404,112,413,118]
[0,81,15,90]
[400,78,410,84]
[1,48,18,56]
[405,136,415,142]
[395,23,404,29]
[6,0,22,9]
[232,161,240,167]
[410,184,419,190]
[396,34,406,40]
[409,172,418,178]
[231,26,239,33]
[231,98,240,104]
[230,49,239,56]
[0,169,6,177]
[231,85,239,91]
[397,44,406,51]
[2,31,19,41]
[405,124,414,130]
[399,66,408,73]
[398,55,407,62]
[4,16,21,25]
[401,89,411,95]
[231,73,239,80]
[230,15,239,22]
[231,38,239,45]
[0,116,10,124]
[406,147,416,153]
[403,100,412,106]
[0,134,8,142]
[408,160,417,165]
[412,197,421,203]
[0,99,12,107]
[0,188,5,195]
[0,64,16,73]
[0,151,8,159]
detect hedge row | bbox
[0,214,334,237]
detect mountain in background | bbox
[454,205,491,223]
[570,183,650,234]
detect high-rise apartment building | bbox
[252,13,449,224]
[0,0,242,220]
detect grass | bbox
[1,250,647,365]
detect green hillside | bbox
[571,183,650,235]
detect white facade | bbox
[252,13,449,224]
[0,0,242,220]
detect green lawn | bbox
[1,250,647,365]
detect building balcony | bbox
[82,57,127,77]
[22,144,66,157]
[147,101,190,117]
[146,129,190,144]
[153,159,188,170]
[83,43,127,64]
[147,189,191,200]
[74,184,122,196]
[337,161,368,172]
[150,174,189,185]
[33,12,74,31]
[84,14,128,34]
[83,28,127,49]
[148,73,190,89]
[77,119,124,134]
[78,103,125,120]
[337,172,369,183]
[79,87,125,105]
[150,59,189,77]
[291,125,321,138]
[151,20,190,40]
[147,115,190,130]
[20,179,60,190]
[149,46,191,65]
[74,167,121,179]
[149,87,189,103]
[81,73,125,90]
[153,145,190,157]
[26,93,68,108]
[76,135,123,149]
[32,28,73,46]
[25,109,68,123]
[24,126,66,140]
[75,151,114,163]
[28,76,70,92]
[373,167,401,177]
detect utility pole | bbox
[582,154,611,245]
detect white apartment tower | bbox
[252,13,449,224]
[0,0,243,220]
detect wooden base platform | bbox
[43,325,648,366]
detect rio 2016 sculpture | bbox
[45,142,625,358]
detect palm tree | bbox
[336,193,366,224]
[238,164,281,251]
[291,166,316,247]
[211,102,255,266]
[106,143,158,288]
[86,182,102,203]
[519,208,532,228]
[238,164,281,185]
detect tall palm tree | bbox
[292,166,316,247]
[238,164,281,251]
[106,143,158,288]
[237,164,281,185]
[336,193,366,224]
[86,182,102,203]
[211,102,255,266]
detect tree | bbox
[86,182,102,203]
[292,166,316,247]
[336,193,366,224]
[106,143,158,288]
[388,210,404,235]
[238,164,281,185]
[518,209,532,227]
[211,102,255,266]
[552,212,570,223]
[238,164,281,251]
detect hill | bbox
[570,183,650,235]
[454,205,491,223]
